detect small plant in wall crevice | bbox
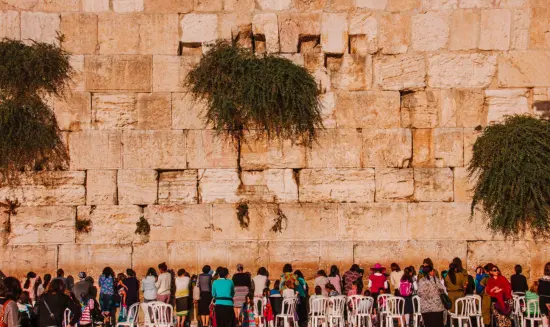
[236,201,250,229]
[271,205,288,233]
[75,218,92,234]
[135,216,151,236]
[0,198,20,233]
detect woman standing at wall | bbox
[368,264,388,301]
[212,268,235,327]
[444,262,466,313]
[486,265,513,327]
[327,266,342,295]
[417,266,445,327]
[314,270,329,297]
[232,264,251,321]
[252,268,269,317]
[389,264,404,296]
[98,267,116,326]
[198,266,213,327]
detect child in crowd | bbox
[282,280,296,298]
[325,283,339,297]
[17,291,34,327]
[270,280,281,297]
[347,281,359,297]
[311,286,323,299]
[79,292,95,327]
[240,293,256,327]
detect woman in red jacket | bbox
[486,265,513,327]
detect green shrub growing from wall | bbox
[0,38,71,184]
[468,115,550,237]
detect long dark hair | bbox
[46,279,65,294]
[295,270,304,279]
[0,277,22,300]
[257,267,269,277]
[329,265,340,277]
[283,264,293,273]
[545,262,550,276]
[452,258,463,272]
[43,274,52,291]
[401,267,413,282]
[391,263,401,272]
[23,271,36,289]
[448,263,457,285]
[146,268,158,277]
[102,267,115,278]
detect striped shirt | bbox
[80,299,94,324]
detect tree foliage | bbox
[468,115,550,237]
[184,40,323,146]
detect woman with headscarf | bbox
[444,259,467,313]
[417,266,445,327]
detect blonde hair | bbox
[529,280,539,293]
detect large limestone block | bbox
[186,130,238,169]
[21,12,60,44]
[92,93,137,129]
[511,9,530,50]
[498,52,550,87]
[327,54,372,91]
[69,131,122,169]
[307,129,362,168]
[278,13,320,53]
[291,0,327,10]
[334,91,400,129]
[449,9,480,50]
[98,13,139,54]
[321,13,348,55]
[240,169,298,203]
[180,14,217,43]
[8,245,57,279]
[485,89,530,123]
[479,9,512,50]
[122,130,186,169]
[228,241,268,274]
[412,11,450,51]
[9,206,75,245]
[265,204,338,241]
[143,0,193,12]
[198,169,240,203]
[374,54,426,91]
[85,55,152,92]
[0,171,85,206]
[467,241,530,278]
[401,90,439,128]
[152,54,200,92]
[218,13,253,44]
[58,244,132,279]
[137,93,171,130]
[194,0,223,11]
[140,14,179,55]
[70,55,85,91]
[356,0,387,9]
[224,0,255,12]
[529,8,550,49]
[379,13,411,54]
[387,0,420,11]
[463,128,481,165]
[171,93,207,130]
[197,241,229,270]
[412,129,434,167]
[299,169,375,203]
[211,204,269,241]
[145,205,211,241]
[422,0,458,9]
[268,241,320,278]
[349,13,378,55]
[434,128,464,168]
[82,0,110,12]
[158,170,198,204]
[428,53,497,88]
[319,241,353,271]
[454,167,475,203]
[76,205,142,244]
[132,242,168,275]
[53,91,91,131]
[438,89,487,128]
[113,0,144,12]
[86,170,117,205]
[362,129,412,168]
[60,13,98,54]
[0,11,19,40]
[340,203,409,240]
[168,242,199,275]
[529,242,550,281]
[118,170,158,205]
[252,13,279,54]
[319,93,336,128]
[240,132,306,169]
[375,168,414,202]
[413,168,453,202]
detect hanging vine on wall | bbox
[468,115,550,237]
[184,40,323,146]
[0,37,72,184]
[0,198,20,233]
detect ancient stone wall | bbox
[0,0,549,282]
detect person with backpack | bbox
[78,292,95,327]
[37,279,81,327]
[400,267,416,327]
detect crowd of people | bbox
[0,258,549,327]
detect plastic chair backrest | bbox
[515,296,526,316]
[63,308,71,326]
[467,295,482,316]
[525,300,541,319]
[454,297,471,316]
[329,296,346,316]
[310,297,329,316]
[126,302,140,323]
[355,296,374,315]
[412,295,421,314]
[386,297,405,316]
[153,303,174,326]
[377,294,393,313]
[281,298,297,316]
[141,302,158,324]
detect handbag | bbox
[439,291,452,310]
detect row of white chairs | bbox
[512,295,542,327]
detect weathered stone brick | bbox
[85,55,152,92]
[69,131,122,170]
[327,54,372,91]
[53,91,91,131]
[194,0,222,11]
[334,91,400,129]
[198,169,240,203]
[375,168,414,202]
[35,0,81,11]
[511,9,530,50]
[412,129,434,167]
[76,205,142,244]
[143,0,193,12]
[362,129,412,168]
[278,13,321,53]
[321,13,348,55]
[257,0,290,10]
[434,128,464,168]
[198,241,229,269]
[449,9,479,50]
[529,8,549,49]
[186,130,238,169]
[266,204,338,242]
[112,0,144,12]
[356,0,387,9]
[0,11,20,39]
[168,242,199,275]
[69,55,85,91]
[132,242,168,275]
[8,245,58,279]
[479,9,512,50]
[349,13,378,55]
[152,54,200,92]
[82,0,110,12]
[240,169,298,203]
[412,11,450,51]
[218,13,253,43]
[428,53,497,88]
[438,89,487,128]
[60,13,98,54]
[137,93,171,130]
[292,0,327,11]
[224,0,255,12]
[98,13,140,54]
[180,14,218,43]
[467,241,530,278]
[374,54,426,91]
[86,170,117,205]
[122,130,186,169]
[379,13,410,54]
[117,169,158,205]
[485,89,530,123]
[58,244,132,279]
[21,12,60,44]
[299,169,375,203]
[319,241,353,271]
[307,129,362,168]
[319,93,336,128]
[268,241,319,278]
[9,206,75,245]
[171,93,207,130]
[463,128,481,165]
[413,168,453,202]
[92,93,137,129]
[145,205,211,241]
[421,0,457,9]
[498,52,550,87]
[240,132,306,169]
[158,170,198,204]
[453,167,475,202]
[401,90,439,128]
[252,14,279,54]
[140,14,179,54]
[340,203,409,240]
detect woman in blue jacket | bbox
[213,268,235,327]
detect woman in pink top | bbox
[327,265,342,295]
[368,263,389,301]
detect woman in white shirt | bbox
[141,267,158,302]
[389,263,404,296]
[314,270,330,297]
[175,269,191,327]
[252,267,269,316]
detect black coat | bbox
[37,293,81,327]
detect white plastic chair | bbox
[377,294,393,327]
[385,297,405,327]
[275,298,298,327]
[412,295,422,327]
[467,295,482,327]
[117,303,140,327]
[513,296,526,327]
[347,296,373,327]
[328,296,346,327]
[153,302,174,327]
[450,297,473,327]
[141,301,161,327]
[524,300,542,327]
[63,308,71,327]
[309,296,329,327]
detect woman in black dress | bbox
[123,269,140,308]
[198,265,213,327]
[538,262,550,318]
